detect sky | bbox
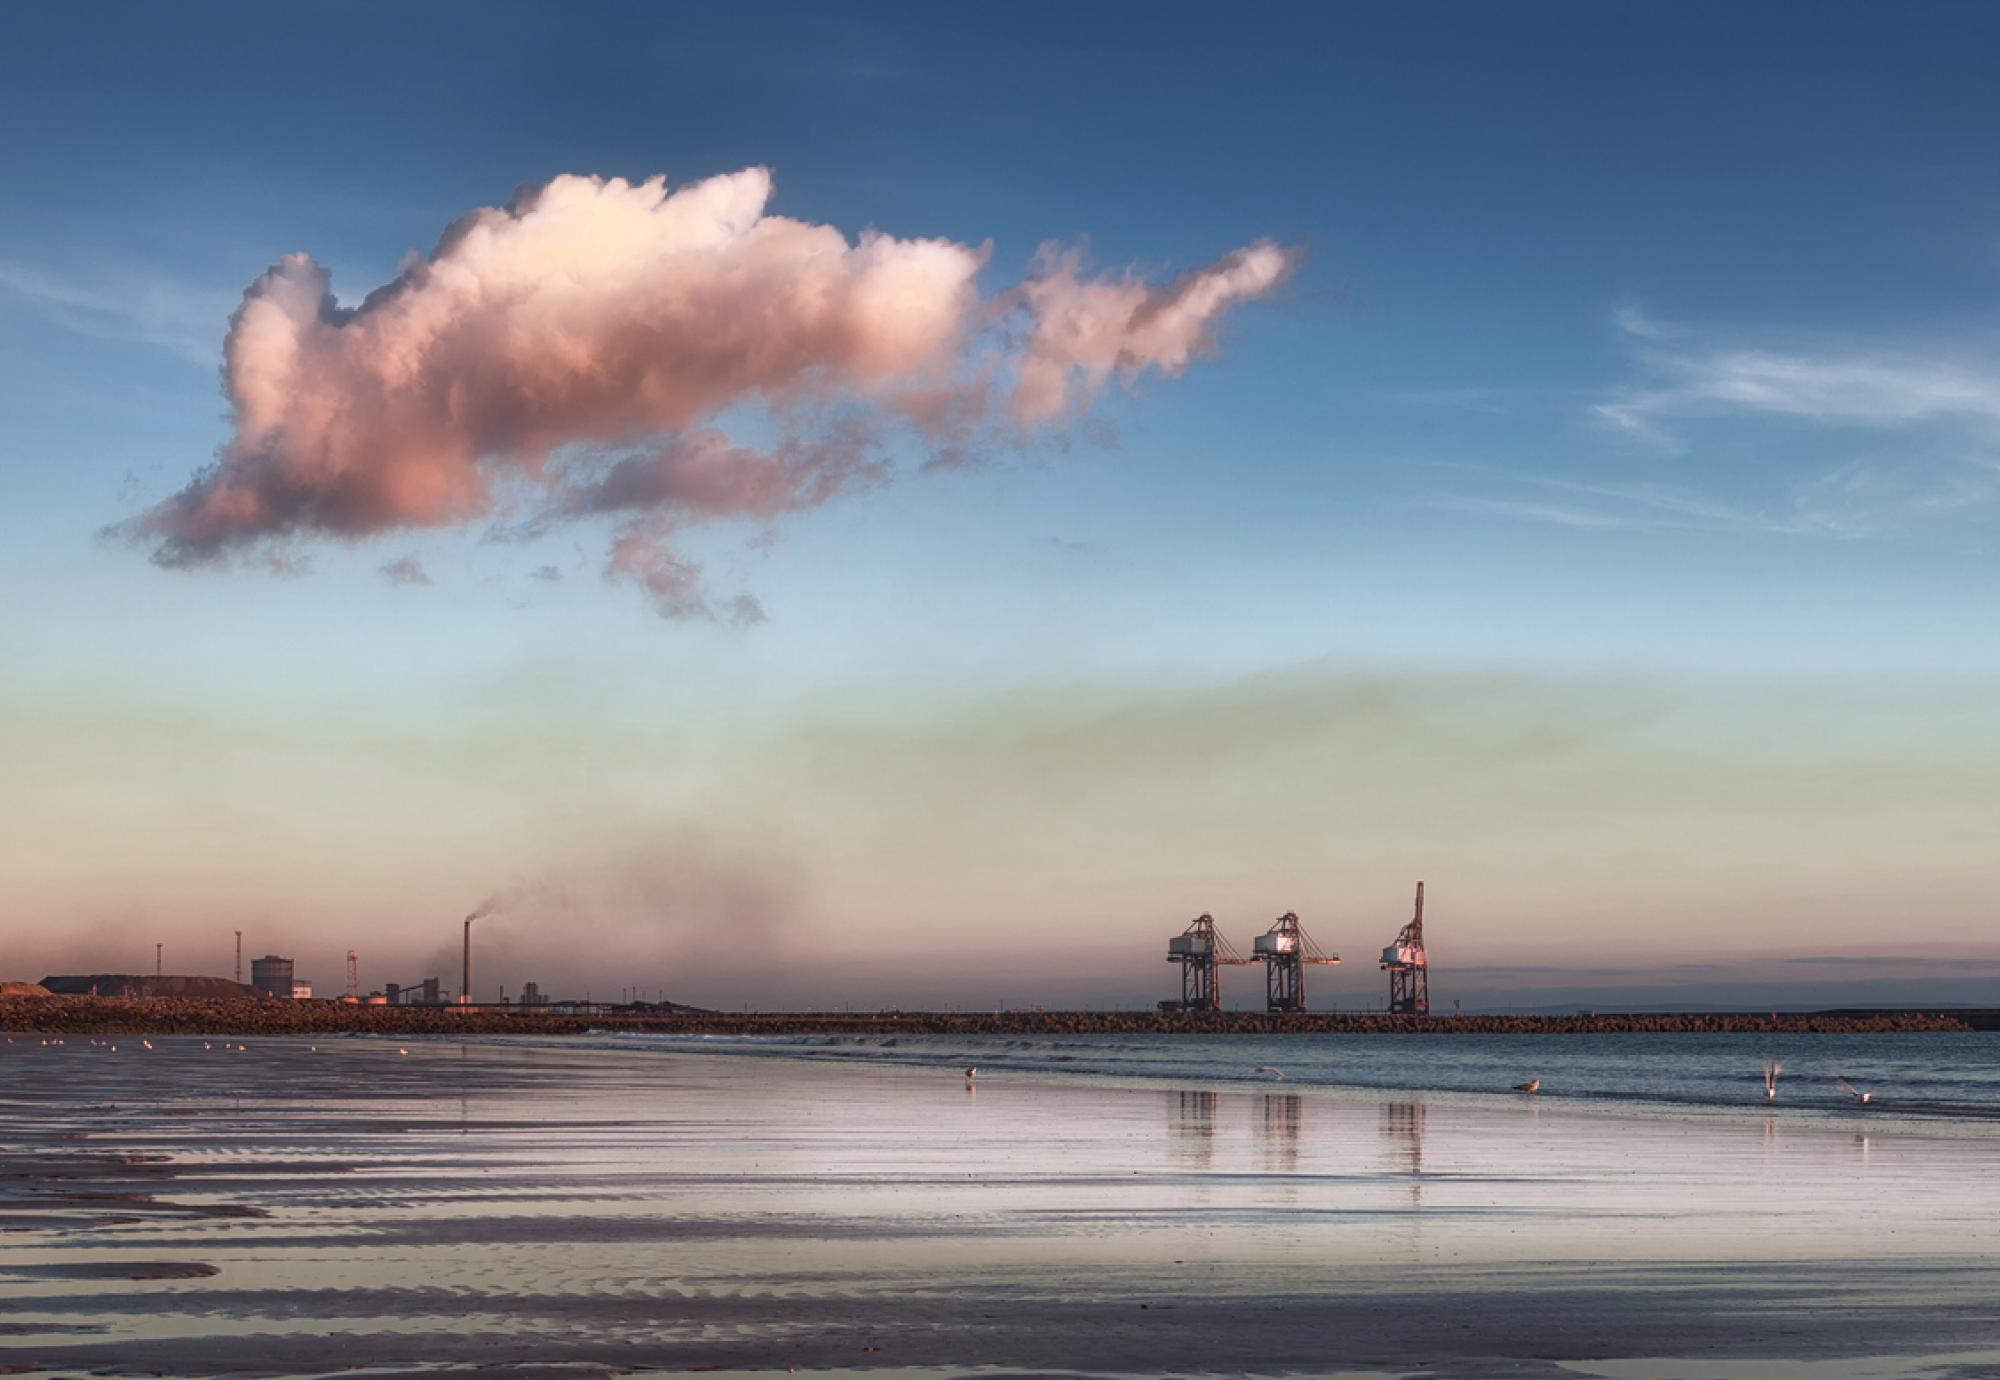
[3,1,1997,1011]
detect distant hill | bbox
[39,974,263,999]
[0,981,52,998]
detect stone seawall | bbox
[0,995,1975,1036]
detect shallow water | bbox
[587,1028,2000,1121]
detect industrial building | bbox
[384,977,446,1007]
[39,974,257,999]
[249,955,295,999]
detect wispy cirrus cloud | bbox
[1437,307,2000,540]
[1610,303,1672,342]
[1432,460,2000,540]
[1595,308,2000,449]
[1427,494,1641,530]
[0,260,232,367]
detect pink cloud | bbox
[1012,240,1296,428]
[378,555,432,587]
[125,167,1296,618]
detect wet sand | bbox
[3,1036,1999,1378]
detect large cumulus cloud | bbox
[126,167,1295,618]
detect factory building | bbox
[249,955,295,998]
[384,977,446,1006]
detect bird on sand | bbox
[1762,1058,1782,1101]
[1513,1078,1541,1094]
[963,1066,977,1080]
[1251,1065,1286,1080]
[398,1047,409,1056]
[1833,1077,1873,1105]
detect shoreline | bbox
[0,993,1978,1036]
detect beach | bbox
[4,1035,1999,1378]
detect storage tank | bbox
[249,954,295,998]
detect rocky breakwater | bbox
[0,995,1974,1036]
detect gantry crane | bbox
[1381,881,1429,1015]
[1165,914,1251,1011]
[1251,912,1340,1012]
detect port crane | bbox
[1250,912,1340,1012]
[1381,881,1429,1015]
[1164,914,1251,1011]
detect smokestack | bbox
[155,943,162,977]
[462,916,474,1007]
[234,930,242,984]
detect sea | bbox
[581,1028,2000,1122]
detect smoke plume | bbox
[439,831,807,1003]
[122,167,1295,617]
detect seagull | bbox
[398,1047,409,1056]
[1834,1077,1873,1105]
[1513,1079,1541,1094]
[142,1040,153,1051]
[1762,1058,1782,1102]
[1251,1065,1286,1081]
[963,1066,977,1080]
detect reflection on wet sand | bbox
[1261,1091,1301,1175]
[1165,1089,1302,1175]
[1169,1089,1217,1168]
[1383,1100,1426,1200]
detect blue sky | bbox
[3,3,1996,1007]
